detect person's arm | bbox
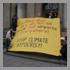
[60,18,62,24]
[8,36,12,41]
[12,31,16,33]
[61,45,63,48]
[61,37,67,43]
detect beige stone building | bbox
[3,3,67,37]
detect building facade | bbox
[3,3,67,37]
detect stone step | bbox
[4,52,67,65]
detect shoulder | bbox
[6,30,10,38]
[7,30,10,35]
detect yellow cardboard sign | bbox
[8,18,61,56]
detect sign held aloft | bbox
[8,17,61,56]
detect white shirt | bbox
[6,30,11,39]
[49,16,51,18]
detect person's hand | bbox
[59,54,62,56]
[61,45,63,48]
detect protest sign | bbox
[8,18,61,56]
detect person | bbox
[10,15,17,36]
[3,28,16,53]
[60,36,67,61]
[58,14,62,31]
[48,12,54,18]
[6,29,16,43]
[53,12,57,18]
[46,12,49,18]
[44,13,49,18]
[58,14,62,24]
[3,29,12,52]
[43,14,46,18]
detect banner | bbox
[17,18,35,26]
[8,18,61,56]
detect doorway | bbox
[42,3,59,18]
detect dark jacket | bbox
[10,17,17,31]
[60,40,67,60]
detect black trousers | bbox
[3,38,11,49]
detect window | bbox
[44,3,59,10]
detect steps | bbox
[4,52,67,65]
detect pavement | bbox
[3,51,67,67]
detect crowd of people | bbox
[3,13,67,62]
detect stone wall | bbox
[3,3,11,29]
[3,3,67,31]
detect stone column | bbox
[35,3,42,17]
[59,3,63,16]
[10,3,17,19]
[27,3,35,18]
[63,3,67,30]
[17,3,26,18]
[3,3,11,29]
